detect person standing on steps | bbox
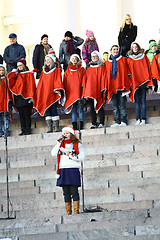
[34,54,64,133]
[51,126,85,215]
[63,54,86,130]
[118,14,137,57]
[0,64,12,137]
[105,45,131,127]
[8,58,36,135]
[127,42,154,125]
[33,34,52,79]
[59,31,84,72]
[3,33,26,73]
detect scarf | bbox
[128,51,144,60]
[56,139,79,176]
[110,53,120,79]
[147,49,156,64]
[66,40,75,55]
[41,43,51,56]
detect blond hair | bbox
[0,66,8,85]
[121,14,133,31]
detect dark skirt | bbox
[56,168,81,187]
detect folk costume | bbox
[83,51,107,128]
[128,48,154,124]
[0,65,11,136]
[105,55,131,126]
[151,54,160,92]
[34,56,64,132]
[8,61,36,135]
[51,126,85,215]
[63,54,86,130]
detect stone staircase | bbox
[0,94,160,239]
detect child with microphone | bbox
[51,126,85,215]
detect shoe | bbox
[136,119,141,125]
[72,122,77,130]
[90,124,97,129]
[19,132,24,136]
[111,123,120,127]
[140,120,146,125]
[120,122,127,126]
[98,124,104,128]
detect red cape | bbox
[127,54,153,102]
[63,65,86,113]
[105,56,131,102]
[83,64,107,111]
[34,67,64,116]
[8,71,36,103]
[0,77,10,112]
[151,54,160,81]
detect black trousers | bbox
[89,99,105,125]
[62,185,79,202]
[18,105,32,134]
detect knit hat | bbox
[86,30,94,39]
[70,54,80,62]
[45,54,56,62]
[17,58,26,66]
[62,126,75,135]
[48,48,55,55]
[149,41,157,49]
[91,50,102,61]
[64,31,73,38]
[41,34,48,40]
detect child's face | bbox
[132,44,139,53]
[0,67,5,76]
[71,56,78,64]
[45,57,52,66]
[17,62,24,72]
[151,45,157,51]
[103,53,109,61]
[92,54,99,62]
[89,34,94,41]
[63,131,71,139]
[111,47,119,56]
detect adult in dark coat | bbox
[32,34,52,79]
[59,31,84,72]
[118,14,137,57]
[3,33,26,73]
[0,55,3,64]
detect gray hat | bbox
[9,33,17,38]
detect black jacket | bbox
[3,42,26,73]
[118,24,137,57]
[32,43,52,79]
[0,55,3,64]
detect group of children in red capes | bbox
[1,39,160,136]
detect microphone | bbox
[57,136,66,142]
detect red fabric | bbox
[127,54,154,102]
[0,77,10,112]
[83,64,107,111]
[34,68,64,116]
[56,139,79,175]
[151,54,160,81]
[8,71,36,102]
[63,65,86,112]
[105,56,131,102]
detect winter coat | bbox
[59,36,84,71]
[32,43,52,79]
[118,23,137,57]
[3,42,26,73]
[0,55,3,64]
[82,41,99,63]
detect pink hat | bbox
[86,30,94,40]
[17,58,26,66]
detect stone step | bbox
[19,232,68,240]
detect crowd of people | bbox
[1,14,160,137]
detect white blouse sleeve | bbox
[51,141,61,156]
[69,143,85,162]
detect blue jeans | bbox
[72,101,84,123]
[0,112,10,136]
[112,92,127,124]
[135,87,146,120]
[45,102,58,117]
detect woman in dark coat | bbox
[59,31,84,72]
[33,34,52,79]
[118,14,137,57]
